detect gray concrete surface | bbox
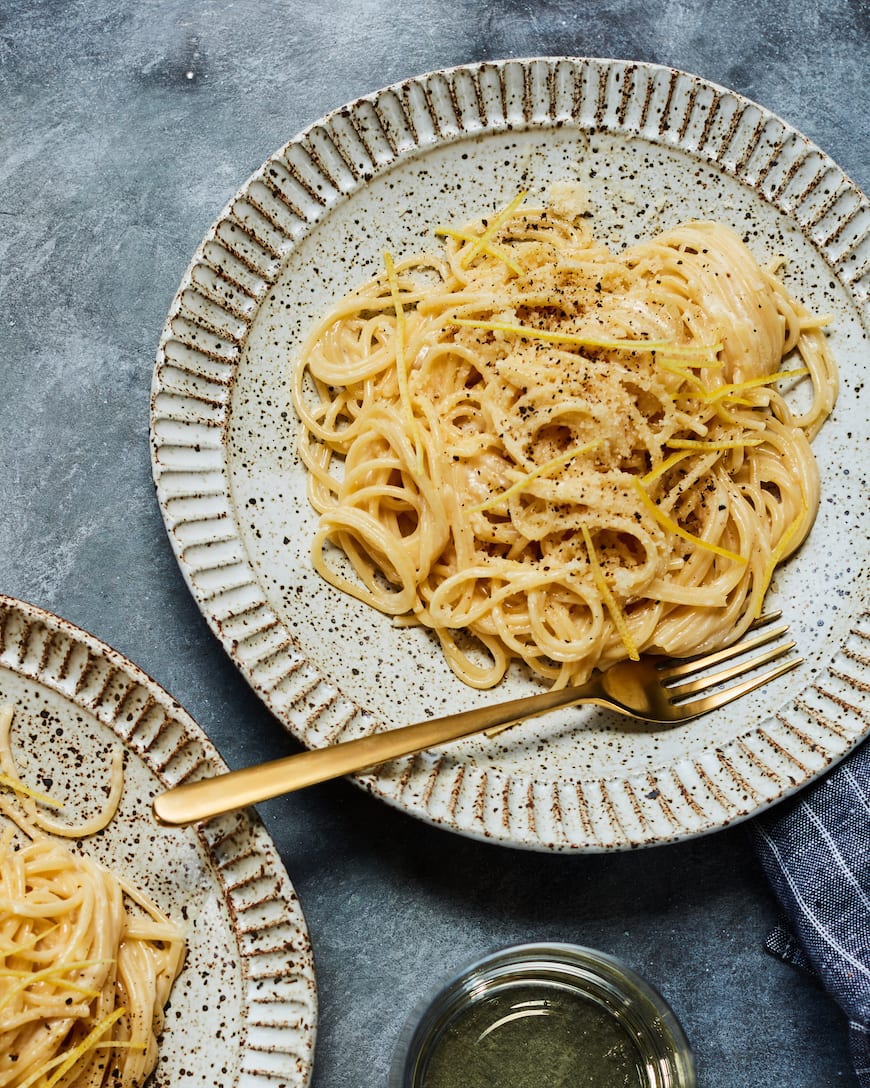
[1,1,867,1085]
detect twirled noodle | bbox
[292,194,838,689]
[0,706,185,1088]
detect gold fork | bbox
[153,612,798,826]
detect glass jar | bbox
[389,942,696,1088]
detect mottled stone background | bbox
[1,1,867,1085]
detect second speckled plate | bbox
[0,595,317,1085]
[150,58,870,851]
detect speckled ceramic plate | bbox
[0,595,316,1085]
[150,58,869,852]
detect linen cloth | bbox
[751,739,870,1086]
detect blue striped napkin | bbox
[751,739,870,1086]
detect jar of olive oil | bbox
[389,943,695,1088]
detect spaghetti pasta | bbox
[292,195,838,689]
[0,706,185,1088]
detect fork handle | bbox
[152,678,607,826]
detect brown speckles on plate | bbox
[0,595,316,1088]
[150,58,869,852]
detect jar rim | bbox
[389,942,696,1088]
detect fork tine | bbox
[657,618,789,681]
[666,638,797,700]
[672,653,803,718]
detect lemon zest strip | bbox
[0,959,111,1014]
[29,1007,128,1088]
[0,772,62,808]
[452,318,721,358]
[633,479,746,564]
[702,367,810,403]
[642,450,695,486]
[456,191,527,268]
[580,524,640,661]
[469,440,603,513]
[665,438,765,451]
[434,227,524,276]
[754,505,808,618]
